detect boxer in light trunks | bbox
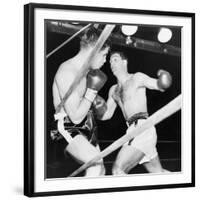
[52,28,110,176]
[97,51,172,174]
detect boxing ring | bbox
[47,138,181,178]
[46,21,182,179]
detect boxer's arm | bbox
[53,71,92,124]
[52,80,67,116]
[135,72,159,90]
[65,93,93,124]
[54,69,107,124]
[101,85,117,120]
[136,72,172,91]
[52,81,61,109]
[143,74,160,90]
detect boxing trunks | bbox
[51,110,98,146]
[126,112,158,164]
[127,112,149,145]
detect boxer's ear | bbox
[123,59,128,66]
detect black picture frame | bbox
[24,3,195,197]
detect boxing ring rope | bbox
[46,23,92,59]
[99,140,180,144]
[68,94,182,177]
[103,158,180,165]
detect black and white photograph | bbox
[46,21,181,178]
[24,3,195,197]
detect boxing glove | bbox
[84,69,107,102]
[157,69,172,91]
[93,95,107,119]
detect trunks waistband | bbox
[51,110,98,146]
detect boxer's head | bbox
[110,51,128,76]
[80,27,110,51]
[80,27,110,69]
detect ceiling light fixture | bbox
[121,25,138,45]
[157,27,172,43]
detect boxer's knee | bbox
[100,163,106,175]
[143,156,169,173]
[112,163,126,175]
[85,161,105,176]
[162,168,170,173]
[84,149,105,176]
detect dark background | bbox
[45,22,181,178]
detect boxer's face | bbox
[91,47,110,69]
[110,53,127,76]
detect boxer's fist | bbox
[93,95,107,119]
[87,69,107,91]
[157,69,172,91]
[84,70,107,102]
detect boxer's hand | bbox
[157,69,172,91]
[84,69,107,102]
[93,95,107,119]
[87,69,107,91]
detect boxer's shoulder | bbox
[132,72,145,80]
[131,72,147,86]
[111,84,118,93]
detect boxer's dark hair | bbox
[110,51,128,61]
[80,27,111,50]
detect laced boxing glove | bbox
[92,95,107,119]
[157,69,172,91]
[84,69,107,102]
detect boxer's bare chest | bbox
[113,76,138,105]
[112,76,137,104]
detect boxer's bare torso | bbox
[52,57,88,123]
[53,47,109,120]
[53,58,86,104]
[111,73,148,120]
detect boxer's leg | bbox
[143,155,169,173]
[112,144,145,175]
[66,134,105,176]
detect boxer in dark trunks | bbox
[52,28,110,176]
